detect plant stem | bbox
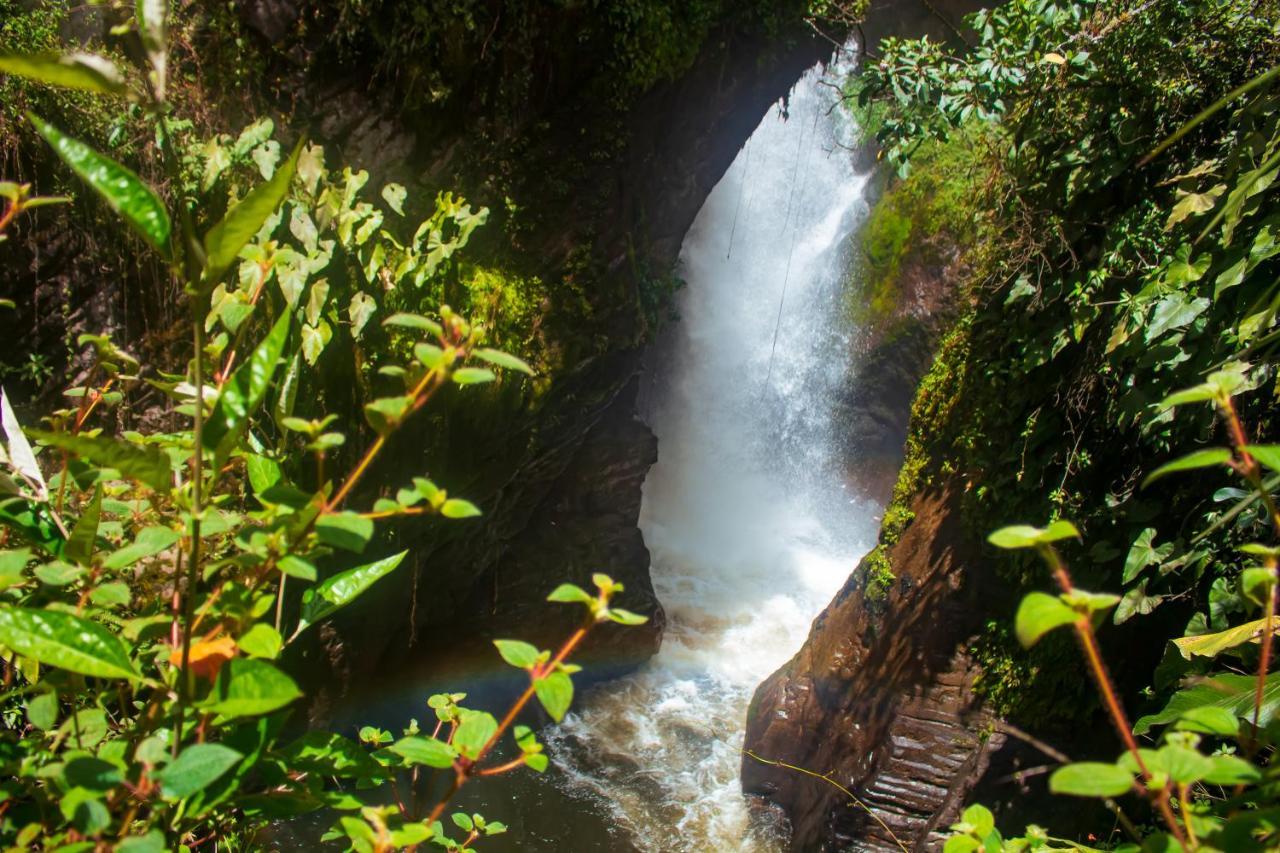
[1043,546,1189,849]
[424,621,593,826]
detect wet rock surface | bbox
[742,485,1004,851]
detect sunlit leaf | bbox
[28,113,170,257]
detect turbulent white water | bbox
[548,55,878,851]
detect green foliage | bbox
[0,11,649,849]
[857,0,1280,846]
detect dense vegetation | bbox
[0,4,665,849]
[855,0,1280,847]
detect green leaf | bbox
[1142,448,1232,487]
[203,312,291,456]
[988,520,1079,549]
[1048,762,1133,797]
[28,113,170,257]
[1061,589,1120,613]
[383,313,443,336]
[453,813,474,832]
[203,140,303,286]
[89,581,130,607]
[388,736,457,769]
[453,710,498,760]
[534,670,574,722]
[1015,592,1078,647]
[494,639,539,669]
[441,498,481,519]
[277,555,316,581]
[237,623,283,659]
[0,53,128,97]
[157,743,243,799]
[1134,672,1280,735]
[0,606,138,680]
[1173,705,1240,736]
[959,803,995,837]
[27,690,57,730]
[1245,445,1280,474]
[1173,618,1278,659]
[118,831,165,853]
[381,183,407,215]
[473,348,534,376]
[1123,528,1172,584]
[200,657,301,718]
[1202,753,1260,784]
[1156,744,1214,784]
[547,584,592,604]
[65,487,101,566]
[606,608,648,626]
[293,551,407,637]
[452,367,496,386]
[363,396,414,436]
[102,525,180,570]
[28,430,171,492]
[315,511,374,553]
[35,561,82,586]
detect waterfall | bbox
[546,53,879,851]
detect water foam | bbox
[548,52,878,851]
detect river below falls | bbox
[316,49,881,853]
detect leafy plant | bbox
[0,8,644,850]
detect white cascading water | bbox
[546,53,879,851]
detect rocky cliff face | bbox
[742,484,1005,851]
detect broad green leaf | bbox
[29,430,171,492]
[452,367,496,386]
[89,581,130,607]
[315,511,374,553]
[1245,445,1280,474]
[1156,744,1214,784]
[118,831,165,853]
[28,113,170,256]
[292,551,406,637]
[958,804,995,837]
[102,525,180,570]
[383,313,443,336]
[1174,705,1239,736]
[1142,448,1231,487]
[1173,618,1278,659]
[1061,589,1120,613]
[348,292,376,338]
[1114,578,1164,624]
[35,561,82,585]
[1134,672,1280,734]
[26,690,57,730]
[1202,753,1261,784]
[157,743,243,799]
[200,658,301,718]
[203,312,292,456]
[535,670,574,722]
[237,623,283,659]
[381,183,407,215]
[1122,528,1172,584]
[277,555,316,581]
[988,520,1079,549]
[606,608,648,626]
[363,396,413,436]
[65,486,101,566]
[1015,592,1078,647]
[441,498,481,519]
[547,583,592,604]
[453,813,474,832]
[0,53,128,97]
[388,736,457,769]
[1048,762,1133,797]
[473,348,534,376]
[453,710,498,760]
[0,606,138,680]
[494,639,539,669]
[282,731,384,779]
[202,140,303,286]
